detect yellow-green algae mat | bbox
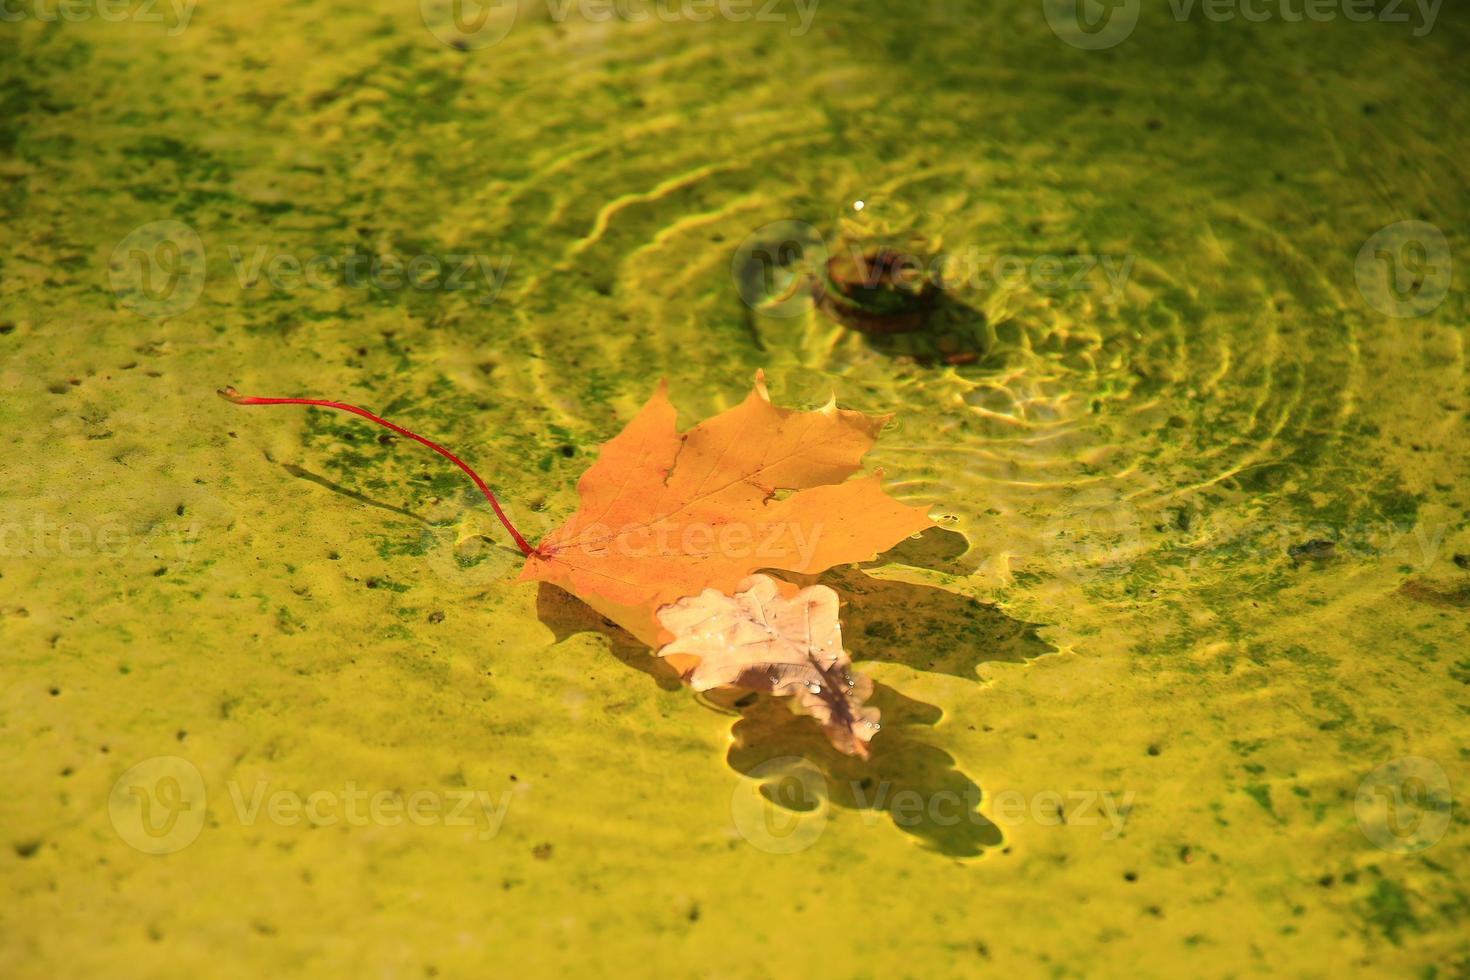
[2,1,1468,976]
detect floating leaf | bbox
[657,574,880,757]
[520,373,933,645]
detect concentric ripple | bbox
[139,0,1455,637]
[434,11,1393,617]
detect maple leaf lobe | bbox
[521,375,934,645]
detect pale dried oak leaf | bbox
[656,574,880,757]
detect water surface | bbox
[1,1,1466,975]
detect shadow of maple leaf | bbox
[535,582,684,692]
[722,685,1004,858]
[534,540,1059,857]
[824,565,1053,678]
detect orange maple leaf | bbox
[520,372,934,648]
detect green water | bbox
[2,1,1467,975]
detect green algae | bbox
[2,1,1469,976]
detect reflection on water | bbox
[4,0,1467,972]
[536,555,1058,857]
[727,686,1005,858]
